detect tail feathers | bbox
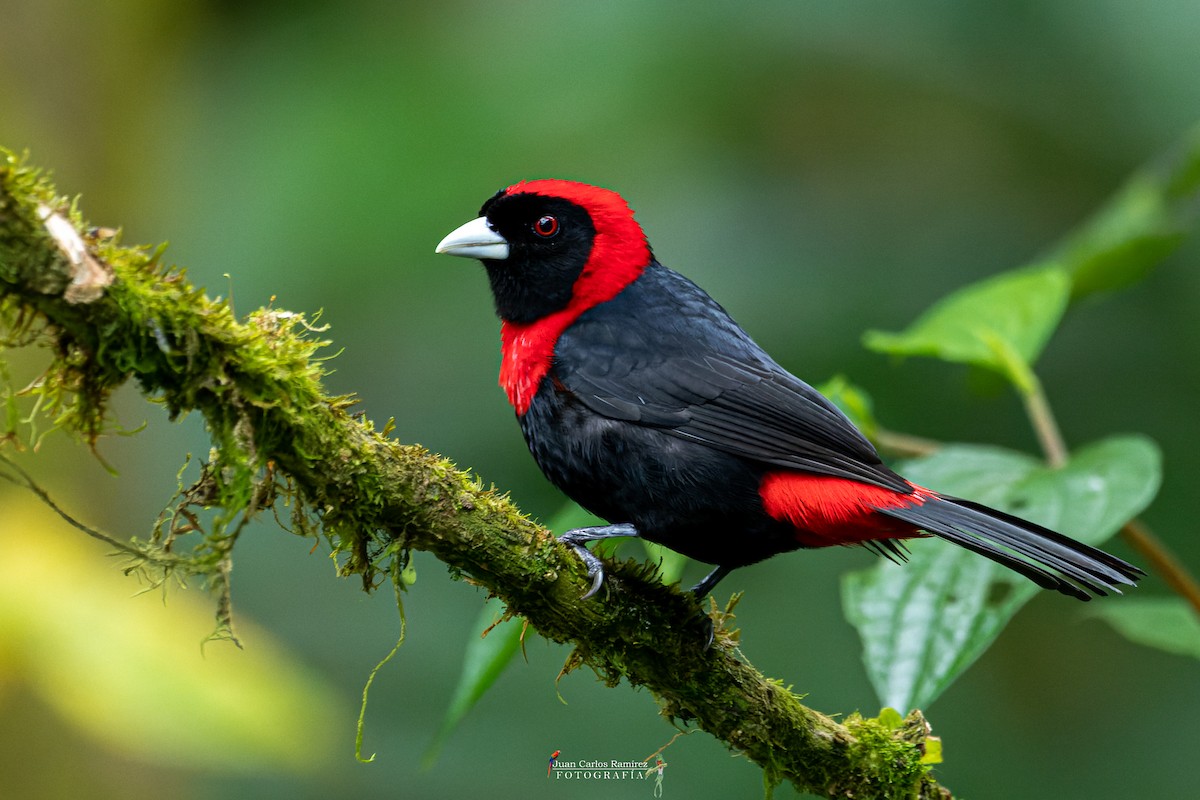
[877,495,1144,600]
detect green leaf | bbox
[873,707,905,730]
[816,375,879,440]
[424,603,525,767]
[920,735,944,765]
[862,265,1070,376]
[1049,124,1200,299]
[841,435,1160,712]
[1084,597,1200,661]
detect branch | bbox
[1120,518,1200,615]
[1019,372,1069,469]
[0,149,949,797]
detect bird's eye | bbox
[533,215,559,238]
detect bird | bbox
[435,179,1142,601]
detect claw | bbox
[557,523,640,599]
[583,568,604,600]
[690,565,734,651]
[701,615,715,651]
[564,541,605,599]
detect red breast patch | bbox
[498,180,651,414]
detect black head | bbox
[476,190,597,323]
[436,180,651,325]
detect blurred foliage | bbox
[1085,597,1200,661]
[0,491,343,772]
[423,601,523,768]
[816,375,881,441]
[1049,124,1200,298]
[3,1,1200,798]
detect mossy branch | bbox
[0,148,948,799]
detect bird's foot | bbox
[689,565,737,650]
[688,564,733,597]
[558,523,640,599]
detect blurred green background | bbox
[2,1,1198,797]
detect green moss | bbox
[841,712,929,798]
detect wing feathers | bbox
[553,262,908,490]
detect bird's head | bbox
[436,180,651,324]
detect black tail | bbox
[877,495,1144,600]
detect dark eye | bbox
[533,215,559,238]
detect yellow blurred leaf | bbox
[0,490,343,773]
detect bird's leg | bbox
[689,565,736,650]
[689,564,733,597]
[558,523,640,599]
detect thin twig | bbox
[875,428,942,459]
[1017,377,1200,619]
[0,453,143,557]
[1120,518,1200,615]
[1020,376,1069,469]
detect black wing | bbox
[552,263,910,492]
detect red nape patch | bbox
[499,180,652,415]
[759,471,937,547]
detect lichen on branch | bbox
[0,148,949,799]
